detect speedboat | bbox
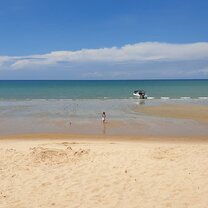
[133,90,147,99]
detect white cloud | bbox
[1,42,208,70]
[11,58,56,69]
[198,67,208,75]
[0,56,11,66]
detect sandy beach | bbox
[1,134,208,208]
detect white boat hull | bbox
[133,93,148,99]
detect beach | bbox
[1,134,208,208]
[0,80,208,207]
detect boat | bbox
[133,90,147,99]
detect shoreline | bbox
[1,133,208,143]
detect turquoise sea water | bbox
[0,80,208,99]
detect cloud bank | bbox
[0,42,208,79]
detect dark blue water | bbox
[0,80,208,99]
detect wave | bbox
[161,97,170,100]
[180,97,191,99]
[133,96,208,100]
[0,96,208,102]
[147,97,155,100]
[198,97,208,100]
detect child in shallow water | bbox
[102,112,106,123]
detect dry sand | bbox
[1,134,208,208]
[134,104,208,123]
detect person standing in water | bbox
[102,112,106,123]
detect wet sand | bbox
[134,103,208,123]
[1,134,208,208]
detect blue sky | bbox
[0,0,208,79]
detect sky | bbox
[0,0,208,80]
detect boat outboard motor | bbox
[138,90,146,99]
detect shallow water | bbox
[0,98,208,136]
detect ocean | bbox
[0,80,208,136]
[0,80,208,100]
